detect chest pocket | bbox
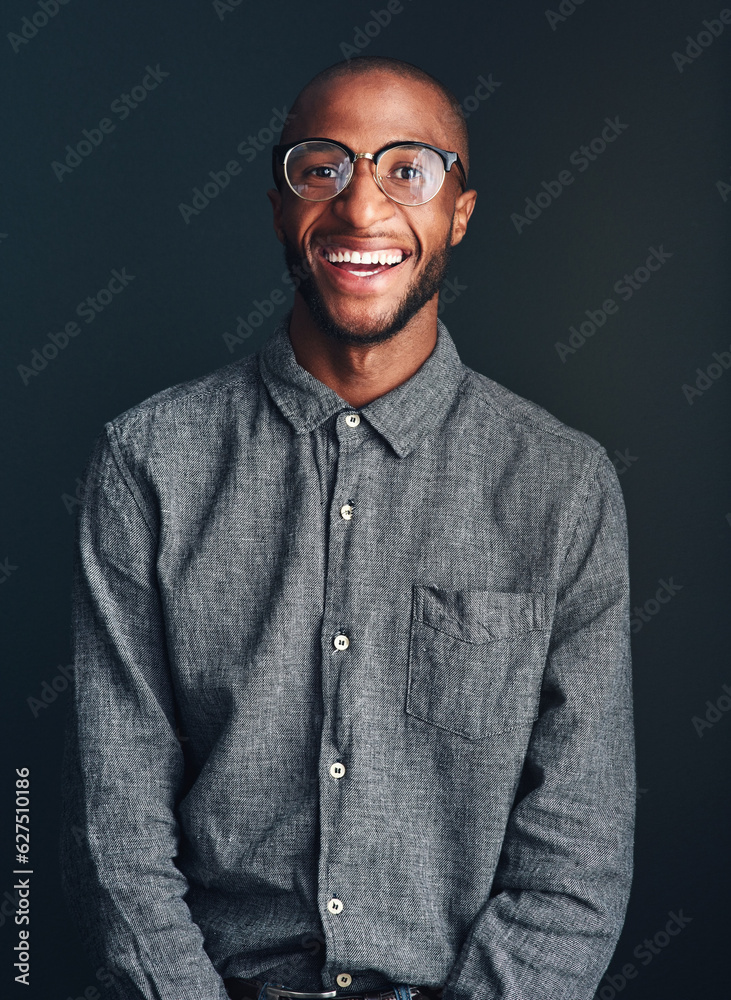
[406,585,548,741]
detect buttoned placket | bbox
[317,406,368,993]
[254,321,481,993]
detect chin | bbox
[314,305,407,346]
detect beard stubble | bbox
[283,223,454,347]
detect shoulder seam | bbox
[104,423,155,539]
[558,445,607,579]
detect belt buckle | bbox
[264,984,418,1000]
[265,990,338,1000]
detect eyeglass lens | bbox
[284,142,445,205]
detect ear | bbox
[267,187,285,244]
[450,188,477,247]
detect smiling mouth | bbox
[319,245,412,278]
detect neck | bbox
[286,294,439,408]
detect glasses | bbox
[272,137,467,206]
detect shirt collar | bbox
[258,316,466,458]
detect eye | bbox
[384,162,426,184]
[304,164,340,179]
[393,165,422,181]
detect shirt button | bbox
[330,762,346,779]
[333,633,350,651]
[344,413,361,427]
[339,503,354,520]
[327,897,343,914]
[336,974,352,988]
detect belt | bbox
[223,979,444,1000]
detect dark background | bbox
[2,1,729,998]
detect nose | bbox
[330,157,395,229]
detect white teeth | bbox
[324,247,405,265]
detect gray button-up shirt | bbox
[60,317,635,1000]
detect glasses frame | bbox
[272,137,467,206]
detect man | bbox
[60,56,635,1000]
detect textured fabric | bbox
[60,316,635,1000]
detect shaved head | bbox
[267,54,478,356]
[280,56,470,179]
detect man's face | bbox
[268,70,476,346]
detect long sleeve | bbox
[442,447,636,1000]
[59,425,229,1000]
